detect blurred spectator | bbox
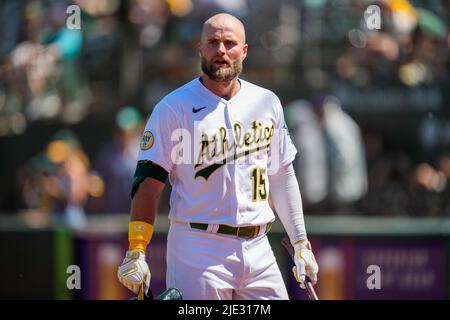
[43,3,88,124]
[0,0,88,136]
[409,154,450,216]
[16,130,102,229]
[91,106,144,213]
[284,99,328,207]
[285,94,368,214]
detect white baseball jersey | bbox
[138,77,297,226]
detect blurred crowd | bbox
[0,0,449,227]
[13,106,143,229]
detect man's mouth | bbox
[213,58,229,66]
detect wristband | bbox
[128,221,154,253]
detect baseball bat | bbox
[137,282,153,300]
[281,236,319,300]
[135,283,183,300]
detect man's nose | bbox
[216,42,226,55]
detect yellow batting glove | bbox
[117,221,153,294]
[292,238,319,289]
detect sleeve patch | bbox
[140,131,154,150]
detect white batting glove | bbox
[117,250,151,294]
[292,239,319,289]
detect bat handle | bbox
[304,277,319,300]
[137,283,144,300]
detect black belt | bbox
[189,222,272,239]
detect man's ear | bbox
[242,43,249,60]
[198,41,204,57]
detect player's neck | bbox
[200,75,241,99]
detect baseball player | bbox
[117,13,318,300]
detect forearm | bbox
[128,177,165,252]
[268,163,307,244]
[130,178,164,224]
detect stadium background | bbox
[0,0,449,299]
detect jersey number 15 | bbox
[251,167,267,202]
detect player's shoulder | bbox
[148,79,199,119]
[240,78,281,102]
[158,78,199,107]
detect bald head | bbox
[199,13,248,83]
[201,13,246,44]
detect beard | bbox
[201,56,243,82]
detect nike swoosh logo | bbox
[192,106,207,113]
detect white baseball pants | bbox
[166,221,289,300]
